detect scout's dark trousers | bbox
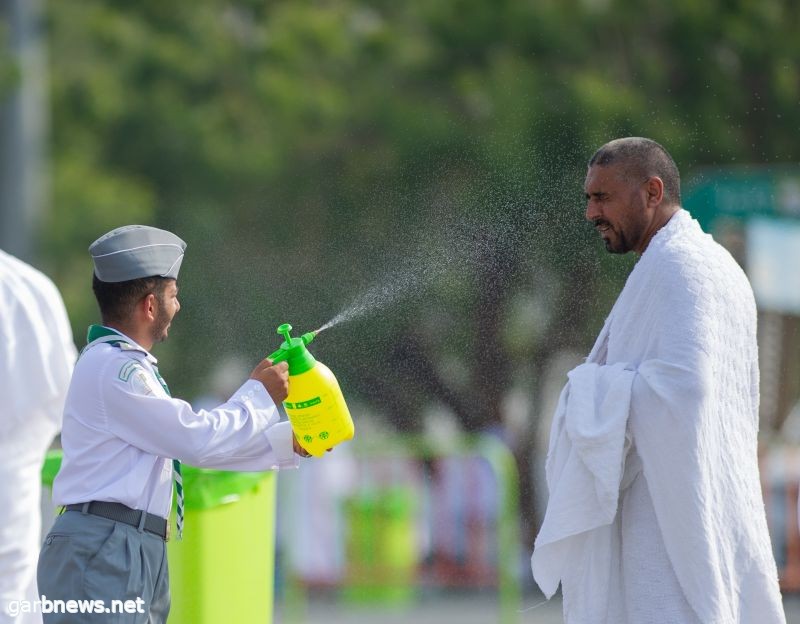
[37,510,169,623]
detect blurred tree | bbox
[0,22,17,95]
[39,0,800,545]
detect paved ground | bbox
[276,592,560,624]
[789,595,800,623]
[276,592,800,623]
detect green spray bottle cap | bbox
[267,323,317,375]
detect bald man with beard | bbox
[531,138,785,623]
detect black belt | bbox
[65,501,168,540]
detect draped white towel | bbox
[531,210,786,624]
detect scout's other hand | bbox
[291,434,332,458]
[293,433,311,458]
[250,359,289,404]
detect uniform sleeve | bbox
[100,359,299,471]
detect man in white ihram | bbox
[531,138,785,623]
[0,250,77,624]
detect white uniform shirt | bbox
[54,327,298,519]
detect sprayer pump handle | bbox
[277,323,293,343]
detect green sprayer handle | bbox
[266,324,317,365]
[267,347,288,364]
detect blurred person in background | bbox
[0,250,77,624]
[37,225,309,624]
[531,138,785,623]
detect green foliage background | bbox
[12,0,800,534]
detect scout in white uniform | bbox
[0,251,76,624]
[37,225,302,624]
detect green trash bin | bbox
[167,468,277,624]
[41,451,278,624]
[342,488,417,605]
[41,450,62,489]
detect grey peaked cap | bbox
[89,225,187,283]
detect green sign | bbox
[684,166,800,315]
[684,167,800,230]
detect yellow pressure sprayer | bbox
[267,323,354,457]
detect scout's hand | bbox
[250,359,289,404]
[291,434,331,458]
[293,433,311,458]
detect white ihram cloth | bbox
[0,250,76,624]
[531,210,785,623]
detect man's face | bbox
[584,164,649,254]
[151,280,180,344]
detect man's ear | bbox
[645,176,665,207]
[140,293,158,322]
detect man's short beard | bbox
[603,230,633,254]
[605,235,631,254]
[150,298,170,344]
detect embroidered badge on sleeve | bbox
[118,360,161,396]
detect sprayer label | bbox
[285,397,322,410]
